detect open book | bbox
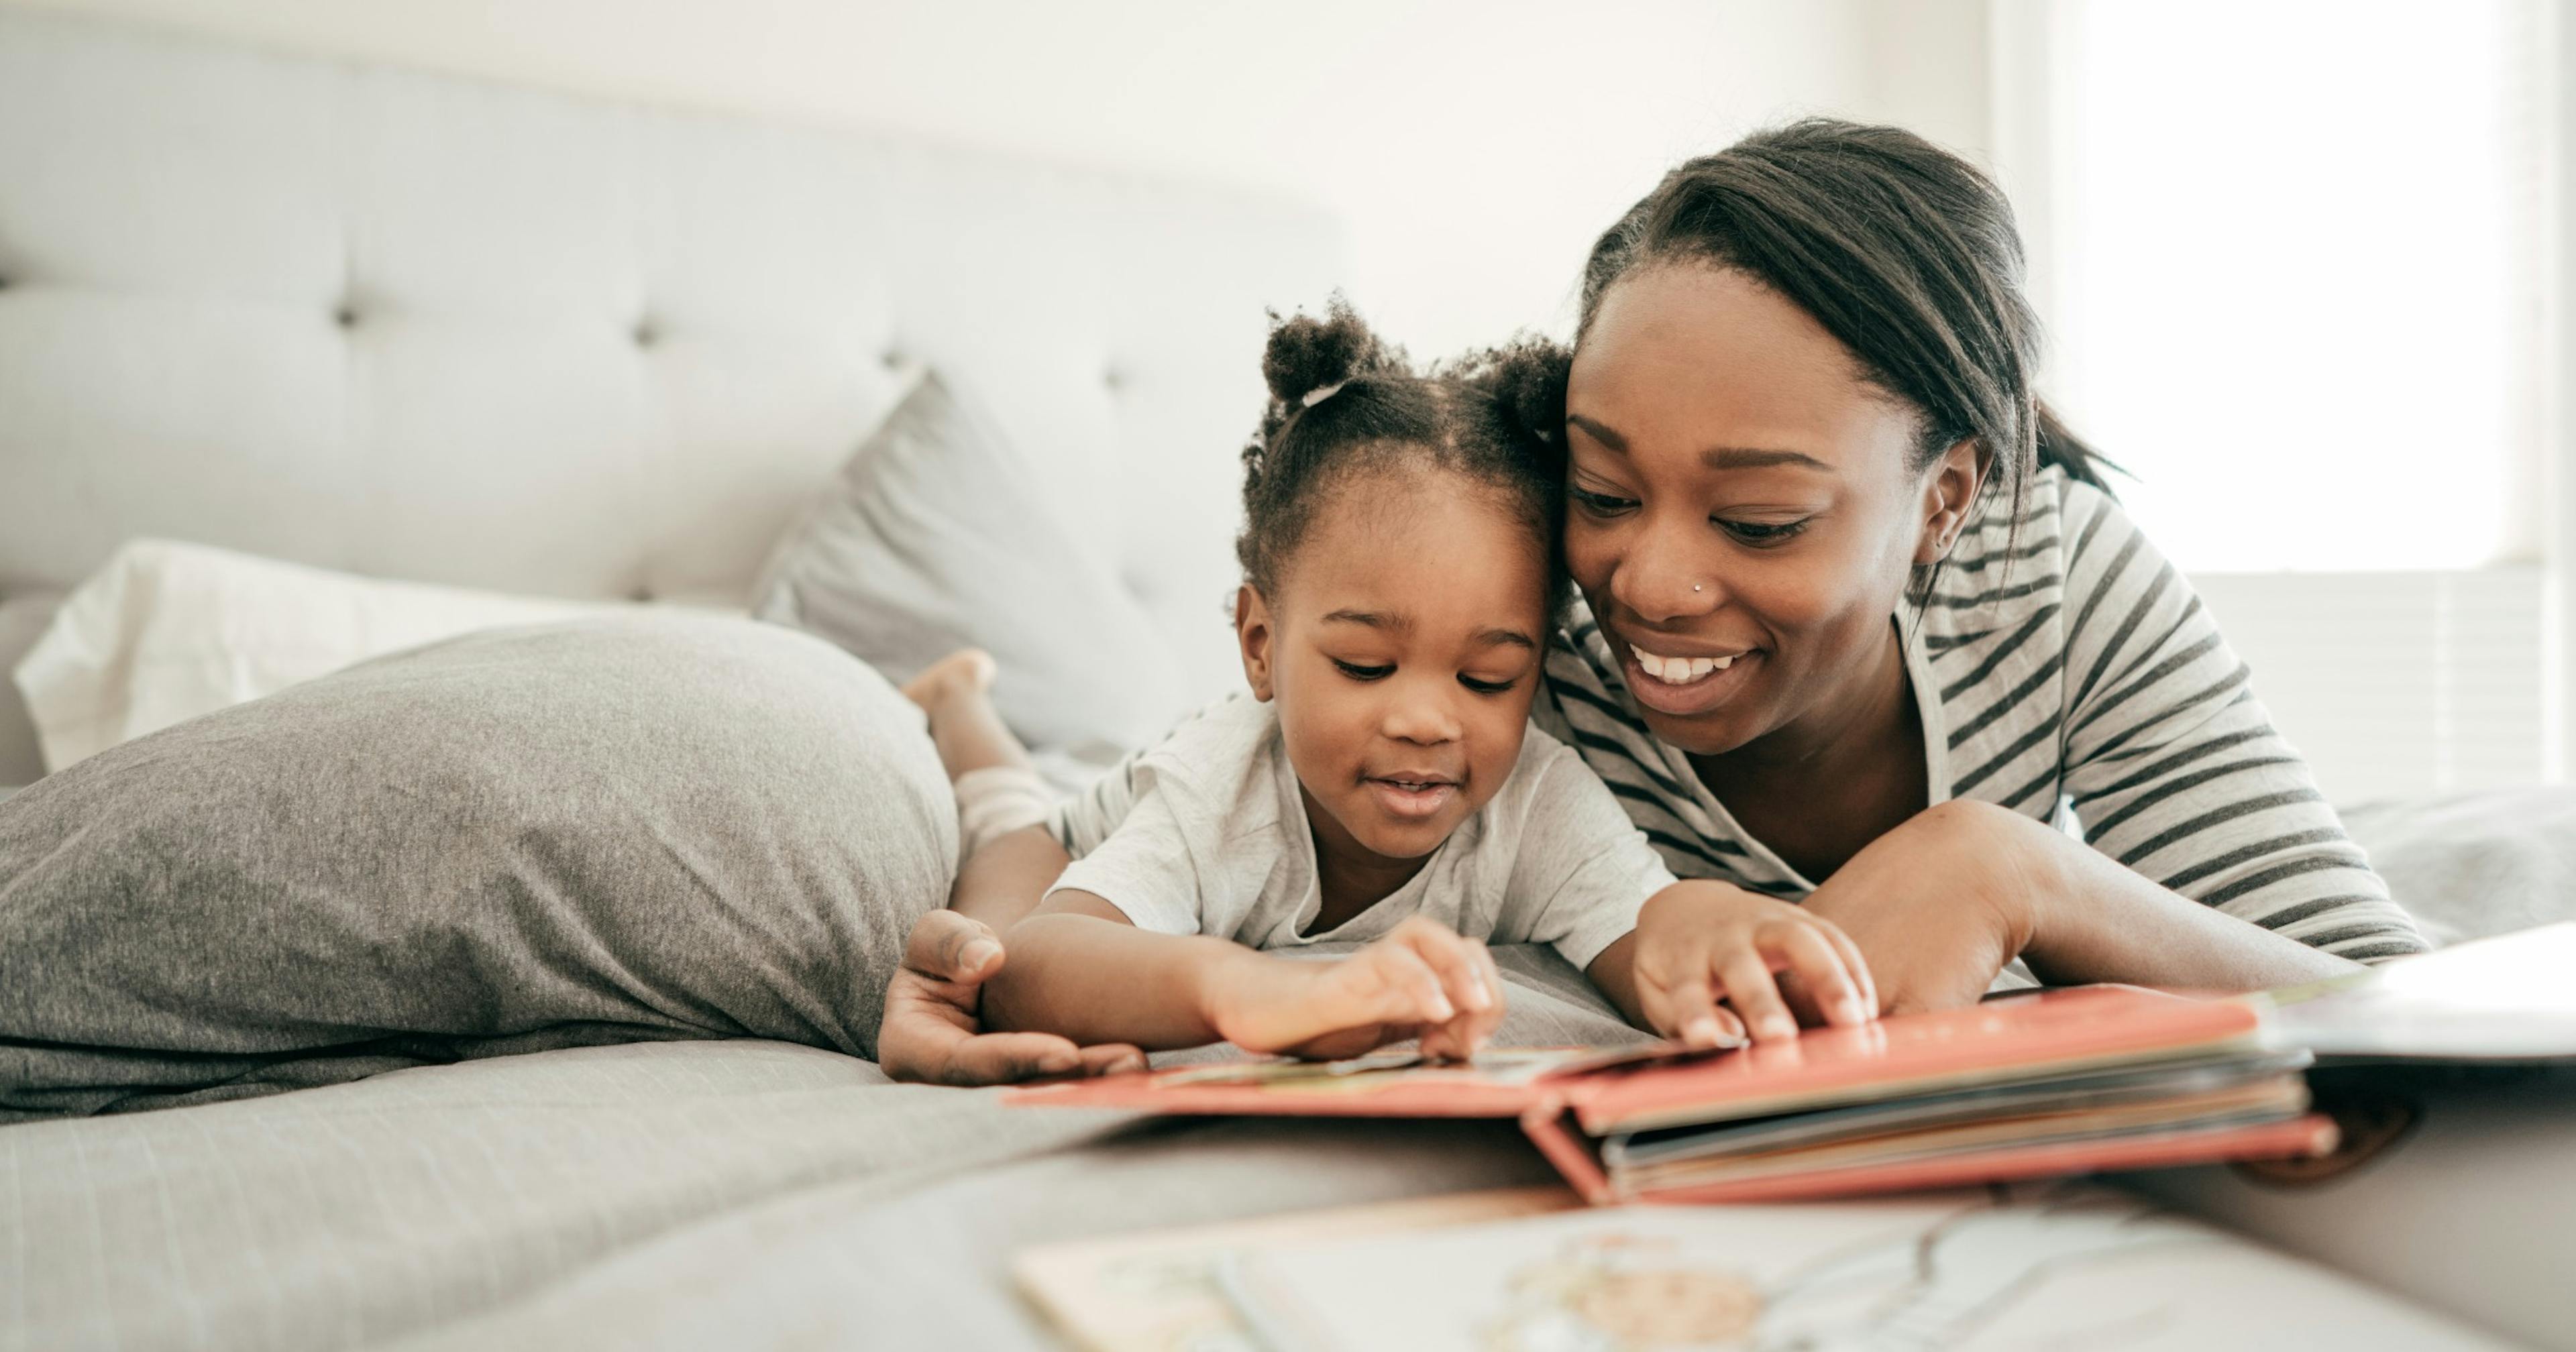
[2259,921,2576,1063]
[1008,984,2335,1204]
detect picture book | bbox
[1008,984,2337,1204]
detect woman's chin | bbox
[1633,701,1764,760]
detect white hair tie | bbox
[1300,381,1346,409]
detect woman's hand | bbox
[877,909,1146,1085]
[1624,881,1877,1046]
[1203,917,1506,1062]
[1796,799,2052,1015]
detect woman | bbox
[878,119,2424,1084]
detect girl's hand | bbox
[1630,881,1877,1046]
[1204,916,1507,1062]
[1796,800,2047,1015]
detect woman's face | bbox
[1563,263,1969,759]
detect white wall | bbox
[18,0,2521,807]
[0,0,1949,357]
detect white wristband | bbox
[953,765,1053,856]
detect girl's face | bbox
[1563,264,1978,759]
[1235,467,1550,866]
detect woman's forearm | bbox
[981,911,1253,1050]
[2013,814,2362,991]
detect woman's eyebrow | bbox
[1566,413,1627,452]
[1569,414,1829,473]
[1702,447,1832,472]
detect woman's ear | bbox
[1235,584,1279,701]
[1913,437,1990,566]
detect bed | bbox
[0,13,1615,1347]
[2,13,2570,1352]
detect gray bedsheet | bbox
[2,949,1637,1351]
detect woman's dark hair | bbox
[1576,118,2112,569]
[1241,297,1572,617]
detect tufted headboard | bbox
[0,13,1341,734]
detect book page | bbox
[1224,1182,2506,1352]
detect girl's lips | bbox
[1367,779,1458,820]
[1621,644,1760,717]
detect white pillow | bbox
[12,539,619,773]
[0,591,62,788]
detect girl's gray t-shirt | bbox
[1047,693,1675,972]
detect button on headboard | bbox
[0,13,1341,702]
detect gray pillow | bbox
[0,612,957,1120]
[752,368,1183,754]
[2341,787,2576,947]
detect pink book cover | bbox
[1553,984,2267,1135]
[1008,986,2263,1129]
[1519,1103,2339,1205]
[1007,986,2324,1203]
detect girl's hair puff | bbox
[1238,298,1572,620]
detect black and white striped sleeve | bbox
[2053,484,2428,963]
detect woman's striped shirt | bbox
[1534,465,2430,964]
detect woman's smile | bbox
[1618,637,1763,717]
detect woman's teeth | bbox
[1632,645,1737,684]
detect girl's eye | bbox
[1332,660,1393,682]
[1459,674,1519,696]
[1719,518,1811,547]
[1568,486,1638,517]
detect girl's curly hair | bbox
[1240,296,1573,618]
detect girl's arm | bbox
[949,823,1076,932]
[985,893,1506,1059]
[981,890,1257,1049]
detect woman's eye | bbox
[1459,674,1520,696]
[1719,518,1811,546]
[1569,486,1638,517]
[1332,660,1393,682]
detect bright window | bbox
[2030,0,2548,571]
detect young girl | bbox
[904,302,1877,1062]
